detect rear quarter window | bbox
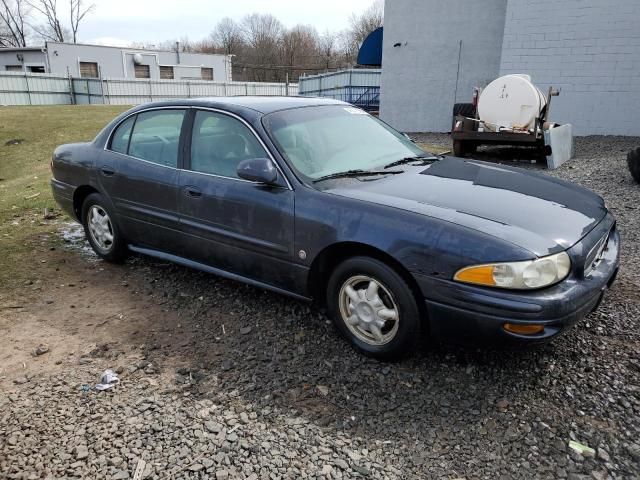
[109,115,136,154]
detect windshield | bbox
[263,105,426,182]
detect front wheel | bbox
[326,257,422,360]
[81,193,128,263]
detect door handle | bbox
[100,166,115,176]
[185,186,202,198]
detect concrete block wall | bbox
[379,0,507,132]
[499,0,640,135]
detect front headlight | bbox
[454,251,571,290]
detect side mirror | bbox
[237,158,278,184]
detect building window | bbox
[28,66,45,73]
[159,66,174,80]
[6,65,23,72]
[79,61,99,78]
[201,67,213,81]
[134,64,150,79]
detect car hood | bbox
[325,157,607,257]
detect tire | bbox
[452,102,476,131]
[628,147,640,184]
[453,102,476,119]
[326,256,422,360]
[453,140,477,157]
[81,193,128,263]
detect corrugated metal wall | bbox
[298,69,381,111]
[0,72,298,105]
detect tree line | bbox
[1,0,383,82]
[180,2,383,82]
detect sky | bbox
[71,0,377,47]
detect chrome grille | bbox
[584,228,611,276]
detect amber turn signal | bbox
[503,323,545,335]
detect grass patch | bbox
[0,105,129,287]
[417,142,450,155]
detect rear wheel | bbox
[81,193,128,263]
[326,256,421,360]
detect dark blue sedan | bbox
[51,97,620,359]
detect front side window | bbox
[264,105,424,182]
[190,110,268,178]
[128,110,186,167]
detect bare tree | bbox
[28,0,64,41]
[345,0,383,62]
[318,29,338,70]
[0,0,30,47]
[69,0,93,43]
[279,24,319,80]
[211,17,243,55]
[240,13,283,81]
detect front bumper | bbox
[415,216,620,344]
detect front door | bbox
[178,109,296,291]
[102,108,187,253]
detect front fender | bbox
[295,187,534,282]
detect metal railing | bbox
[0,71,299,105]
[298,69,381,111]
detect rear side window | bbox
[109,116,135,154]
[128,110,186,168]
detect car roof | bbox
[131,96,348,115]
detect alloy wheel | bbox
[338,275,400,346]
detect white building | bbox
[0,42,231,82]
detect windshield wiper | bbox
[312,169,403,184]
[383,155,440,169]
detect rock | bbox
[34,344,50,355]
[240,326,252,335]
[205,421,222,433]
[75,445,89,460]
[496,398,509,410]
[215,470,229,480]
[627,443,640,461]
[112,470,130,480]
[334,458,349,470]
[13,375,29,385]
[317,385,329,396]
[188,464,204,472]
[353,465,371,476]
[321,464,333,476]
[596,447,611,463]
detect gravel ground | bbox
[2,135,640,480]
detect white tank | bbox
[477,74,547,132]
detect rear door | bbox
[103,108,187,253]
[177,109,297,291]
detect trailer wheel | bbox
[453,140,476,157]
[628,147,640,184]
